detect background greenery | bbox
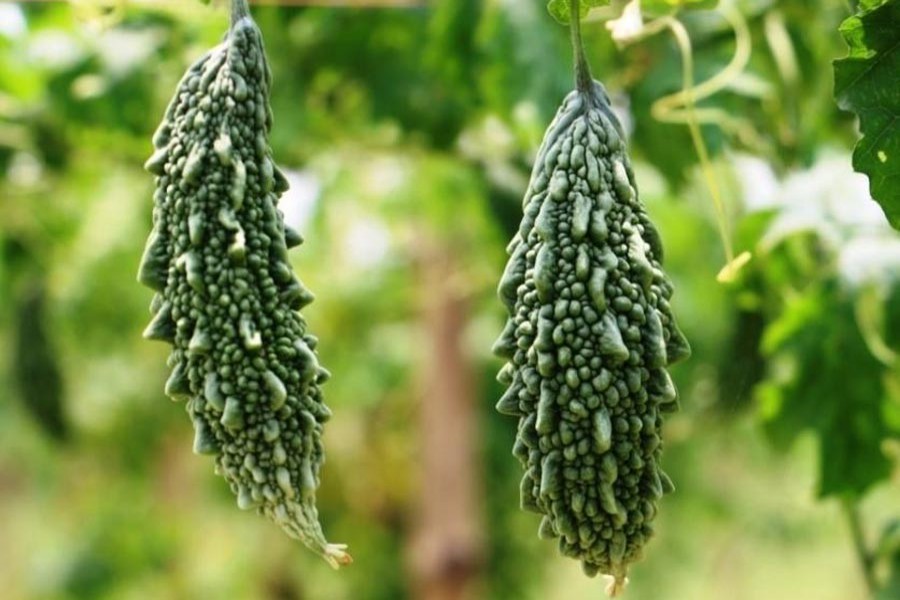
[1,1,898,598]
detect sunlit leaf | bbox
[640,0,719,14]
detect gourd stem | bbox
[231,0,251,26]
[570,0,593,93]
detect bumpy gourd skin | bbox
[494,82,689,584]
[138,13,348,567]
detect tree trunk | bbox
[408,242,486,600]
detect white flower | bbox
[607,1,645,46]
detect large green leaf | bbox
[742,225,900,500]
[758,281,898,498]
[834,0,900,229]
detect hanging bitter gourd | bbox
[493,2,689,590]
[13,280,68,442]
[138,0,349,567]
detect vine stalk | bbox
[570,0,594,93]
[842,498,878,595]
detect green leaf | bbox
[759,283,897,498]
[834,0,900,230]
[546,0,607,25]
[747,228,900,499]
[860,0,890,10]
[640,0,719,14]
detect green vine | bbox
[608,0,757,282]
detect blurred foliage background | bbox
[1,0,899,599]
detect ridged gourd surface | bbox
[138,12,348,568]
[494,81,690,583]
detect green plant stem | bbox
[570,0,593,93]
[842,498,878,595]
[232,0,250,25]
[651,4,752,122]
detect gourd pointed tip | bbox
[323,544,353,569]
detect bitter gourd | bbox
[138,0,348,567]
[13,280,68,442]
[493,32,690,585]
